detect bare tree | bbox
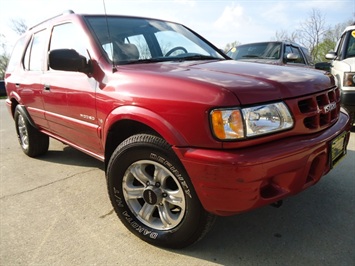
[297,8,326,62]
[10,18,28,35]
[224,41,241,53]
[273,29,299,42]
[0,19,28,79]
[0,34,9,79]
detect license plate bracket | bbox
[330,132,347,168]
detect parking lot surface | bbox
[0,99,354,266]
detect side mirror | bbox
[286,53,299,61]
[315,62,331,71]
[49,49,91,73]
[325,51,337,60]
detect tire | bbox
[107,134,216,249]
[14,106,49,157]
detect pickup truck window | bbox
[285,45,305,64]
[230,42,281,60]
[345,32,355,58]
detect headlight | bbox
[343,73,355,87]
[210,102,293,140]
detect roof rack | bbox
[29,10,75,30]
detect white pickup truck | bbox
[326,24,355,123]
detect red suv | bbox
[5,11,351,248]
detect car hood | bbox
[121,60,333,105]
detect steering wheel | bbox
[165,46,188,56]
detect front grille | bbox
[296,87,340,130]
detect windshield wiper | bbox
[241,55,261,58]
[176,54,222,61]
[115,55,222,65]
[117,58,170,65]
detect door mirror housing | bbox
[286,53,299,61]
[325,51,337,60]
[49,49,91,73]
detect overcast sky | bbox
[0,0,354,50]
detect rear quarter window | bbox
[6,36,26,73]
[23,29,48,71]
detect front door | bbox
[42,22,102,156]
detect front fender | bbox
[102,105,189,147]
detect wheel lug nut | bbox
[155,182,160,187]
[162,193,167,197]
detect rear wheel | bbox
[107,134,215,249]
[14,106,49,157]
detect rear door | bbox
[17,29,49,130]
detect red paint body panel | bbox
[4,13,351,216]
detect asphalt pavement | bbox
[0,99,354,266]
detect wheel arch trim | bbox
[15,105,38,130]
[102,105,189,147]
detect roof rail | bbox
[29,10,75,30]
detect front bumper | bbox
[173,111,351,216]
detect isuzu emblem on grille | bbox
[322,102,337,113]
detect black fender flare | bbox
[15,105,38,130]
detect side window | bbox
[7,36,26,72]
[23,29,47,71]
[284,45,305,64]
[290,47,305,64]
[284,45,292,59]
[49,23,89,64]
[336,33,346,59]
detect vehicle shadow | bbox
[36,144,104,170]
[176,149,355,265]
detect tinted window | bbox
[228,42,281,60]
[290,46,305,64]
[285,45,305,64]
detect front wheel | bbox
[106,134,215,249]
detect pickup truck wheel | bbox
[14,107,49,157]
[107,134,215,249]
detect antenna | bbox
[102,0,116,71]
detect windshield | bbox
[85,16,225,64]
[344,30,355,59]
[227,42,282,60]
